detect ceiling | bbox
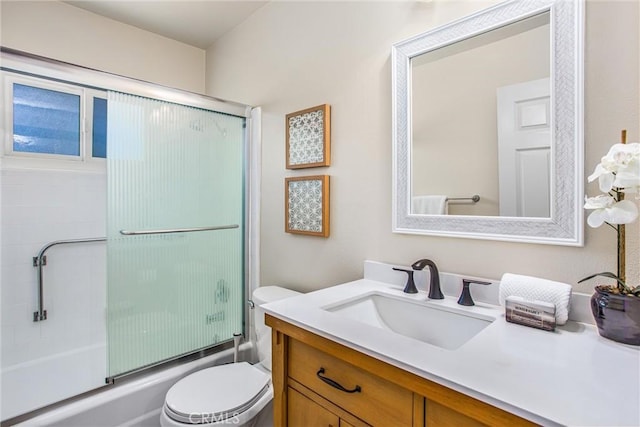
[64,1,268,49]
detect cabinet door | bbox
[288,387,340,427]
[427,400,486,427]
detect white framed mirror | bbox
[392,0,584,245]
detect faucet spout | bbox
[412,259,444,300]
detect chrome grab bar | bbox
[119,224,239,236]
[33,238,106,322]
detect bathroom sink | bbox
[324,292,494,350]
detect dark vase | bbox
[591,286,640,346]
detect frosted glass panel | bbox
[107,92,245,377]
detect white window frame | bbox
[86,88,108,161]
[1,71,107,171]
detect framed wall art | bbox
[285,175,330,237]
[286,104,331,169]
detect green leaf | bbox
[578,272,628,288]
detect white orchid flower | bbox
[584,195,639,228]
[588,163,615,193]
[614,158,640,193]
[588,143,640,192]
[614,170,640,193]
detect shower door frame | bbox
[0,47,260,386]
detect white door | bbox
[497,78,551,217]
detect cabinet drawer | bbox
[288,339,413,426]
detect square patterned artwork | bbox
[285,175,330,237]
[286,104,331,169]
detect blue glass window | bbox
[93,98,107,158]
[13,83,81,156]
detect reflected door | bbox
[497,78,551,217]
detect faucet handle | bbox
[392,267,418,294]
[457,279,492,306]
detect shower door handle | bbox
[119,224,239,236]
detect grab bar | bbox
[119,224,239,236]
[33,237,106,322]
[32,225,239,322]
[446,195,480,204]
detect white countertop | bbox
[262,265,640,427]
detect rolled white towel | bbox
[499,273,572,325]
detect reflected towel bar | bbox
[32,237,106,322]
[119,224,239,236]
[446,195,480,204]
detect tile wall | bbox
[1,167,107,419]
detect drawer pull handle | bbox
[316,368,362,393]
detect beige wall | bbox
[0,1,206,93]
[2,0,636,293]
[206,0,639,293]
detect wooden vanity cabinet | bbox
[287,384,370,427]
[266,314,535,427]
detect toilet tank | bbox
[252,286,300,371]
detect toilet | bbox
[160,286,300,426]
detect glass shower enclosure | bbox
[0,51,251,420]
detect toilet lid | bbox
[165,362,270,424]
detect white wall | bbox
[1,168,107,419]
[206,0,639,293]
[0,1,206,93]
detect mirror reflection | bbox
[411,12,550,217]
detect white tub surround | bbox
[1,168,107,421]
[262,261,640,427]
[11,344,252,427]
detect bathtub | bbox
[2,343,107,422]
[12,343,253,427]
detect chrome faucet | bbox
[411,259,444,299]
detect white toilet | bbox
[160,286,300,426]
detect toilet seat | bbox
[164,362,270,425]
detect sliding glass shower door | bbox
[106,92,245,377]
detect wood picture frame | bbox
[286,104,331,169]
[285,175,330,237]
